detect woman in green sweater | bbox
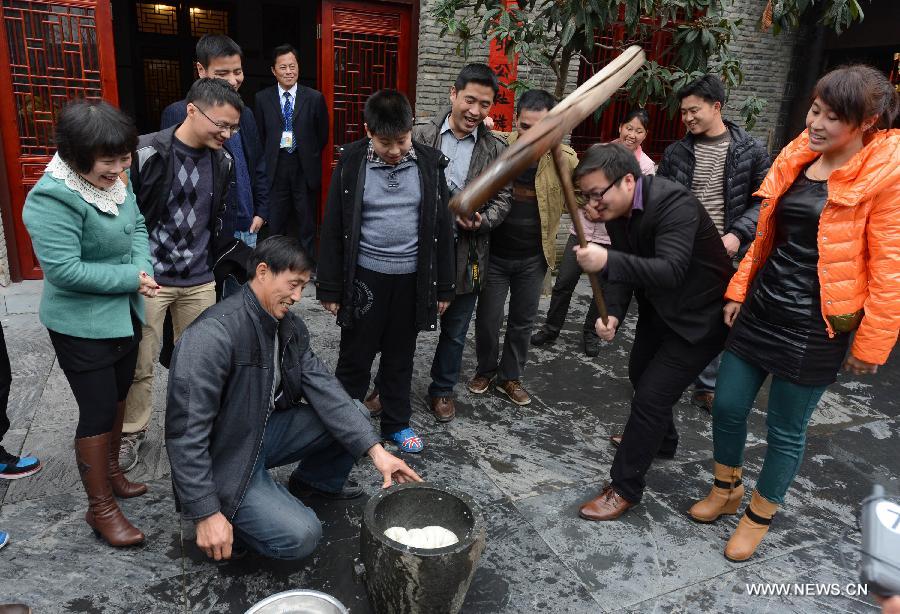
[23,100,160,547]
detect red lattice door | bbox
[0,0,118,280]
[320,0,413,220]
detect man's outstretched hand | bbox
[368,443,422,488]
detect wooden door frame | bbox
[0,0,119,281]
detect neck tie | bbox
[282,91,295,153]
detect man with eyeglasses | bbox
[254,43,329,256]
[124,77,240,453]
[570,143,734,521]
[160,34,270,249]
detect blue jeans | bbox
[234,230,257,248]
[230,405,357,560]
[712,351,826,504]
[428,292,478,397]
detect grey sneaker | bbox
[119,431,146,473]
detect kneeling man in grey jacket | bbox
[166,236,420,561]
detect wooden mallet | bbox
[449,45,646,325]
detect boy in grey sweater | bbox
[317,90,455,454]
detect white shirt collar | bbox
[278,83,298,101]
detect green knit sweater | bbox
[22,169,153,339]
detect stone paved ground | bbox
[1,279,896,613]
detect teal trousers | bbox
[712,350,827,504]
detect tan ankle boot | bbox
[76,434,145,547]
[107,401,147,498]
[689,462,744,523]
[724,490,779,561]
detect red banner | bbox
[487,0,518,132]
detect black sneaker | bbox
[531,329,558,346]
[583,335,600,357]
[288,476,364,500]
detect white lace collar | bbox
[45,153,126,216]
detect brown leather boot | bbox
[75,434,145,547]
[107,401,147,498]
[724,490,779,562]
[688,462,744,523]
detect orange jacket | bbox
[726,129,900,365]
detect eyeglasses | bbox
[577,174,625,204]
[195,105,240,135]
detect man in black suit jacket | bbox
[572,143,734,521]
[254,44,329,255]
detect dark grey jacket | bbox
[165,284,379,521]
[656,120,771,254]
[413,110,511,294]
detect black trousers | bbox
[610,304,727,503]
[0,324,11,445]
[541,235,603,339]
[270,150,316,256]
[48,334,140,439]
[334,267,418,437]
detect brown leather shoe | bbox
[608,434,675,459]
[496,380,531,405]
[466,374,493,394]
[691,391,715,413]
[430,396,455,423]
[364,390,383,418]
[0,605,32,614]
[579,485,635,521]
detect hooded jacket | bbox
[726,129,900,365]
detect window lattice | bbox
[332,31,399,148]
[189,7,228,37]
[2,0,103,156]
[142,58,181,129]
[136,3,178,35]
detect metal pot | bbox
[244,589,349,614]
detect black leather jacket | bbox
[657,120,771,253]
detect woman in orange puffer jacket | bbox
[688,64,899,562]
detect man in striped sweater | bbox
[657,75,771,412]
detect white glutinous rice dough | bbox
[384,525,459,549]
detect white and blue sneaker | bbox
[0,530,9,550]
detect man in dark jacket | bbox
[573,144,734,521]
[254,44,329,255]
[166,236,420,561]
[657,74,771,411]
[317,89,455,453]
[414,64,512,422]
[160,34,270,245]
[122,78,238,456]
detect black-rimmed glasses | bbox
[577,174,625,204]
[195,106,240,135]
